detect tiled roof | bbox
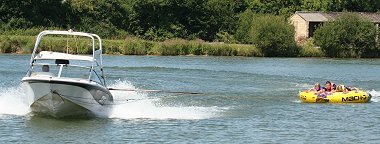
[295,11,380,23]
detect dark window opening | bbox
[309,22,323,37]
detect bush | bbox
[313,13,378,58]
[3,18,33,29]
[235,9,255,44]
[249,14,299,57]
[299,38,324,57]
[0,27,64,36]
[215,31,237,43]
[0,35,35,53]
[0,36,11,53]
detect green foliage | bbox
[0,0,72,28]
[128,0,243,41]
[236,11,300,57]
[2,18,32,29]
[0,35,34,53]
[0,35,261,56]
[0,36,11,53]
[249,14,299,57]
[0,27,64,36]
[299,38,324,57]
[1,0,380,57]
[300,0,332,11]
[248,0,301,17]
[235,9,255,43]
[69,0,129,38]
[215,31,237,43]
[313,13,378,58]
[247,0,380,16]
[301,0,380,12]
[2,0,380,42]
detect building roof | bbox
[297,12,328,22]
[294,11,380,23]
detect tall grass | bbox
[0,35,35,53]
[298,38,324,57]
[0,34,320,57]
[103,38,262,56]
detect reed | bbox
[298,38,324,57]
[96,37,262,56]
[0,34,320,57]
[0,35,35,53]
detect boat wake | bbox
[294,83,313,89]
[368,90,380,102]
[0,80,224,119]
[108,80,224,120]
[0,86,30,116]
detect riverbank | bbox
[0,35,323,57]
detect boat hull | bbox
[299,90,371,103]
[22,77,113,118]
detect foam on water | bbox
[0,80,223,119]
[0,85,30,116]
[295,82,313,87]
[292,100,302,103]
[108,80,223,120]
[368,90,380,102]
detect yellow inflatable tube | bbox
[299,90,372,103]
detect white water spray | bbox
[0,86,30,116]
[368,90,380,102]
[0,80,223,119]
[108,80,223,120]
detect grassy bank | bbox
[0,35,321,57]
[0,35,262,56]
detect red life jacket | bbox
[325,82,335,92]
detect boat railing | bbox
[27,30,107,86]
[32,63,91,69]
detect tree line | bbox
[1,0,380,57]
[2,0,380,40]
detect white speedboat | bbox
[22,30,113,118]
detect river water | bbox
[0,54,380,143]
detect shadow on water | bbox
[25,114,110,133]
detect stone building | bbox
[290,11,380,41]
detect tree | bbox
[0,0,32,28]
[336,0,380,12]
[68,0,129,38]
[0,0,73,28]
[128,0,243,41]
[249,14,299,57]
[235,9,255,43]
[313,13,378,58]
[247,0,301,17]
[300,0,332,11]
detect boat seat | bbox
[55,59,69,65]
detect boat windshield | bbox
[31,59,102,84]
